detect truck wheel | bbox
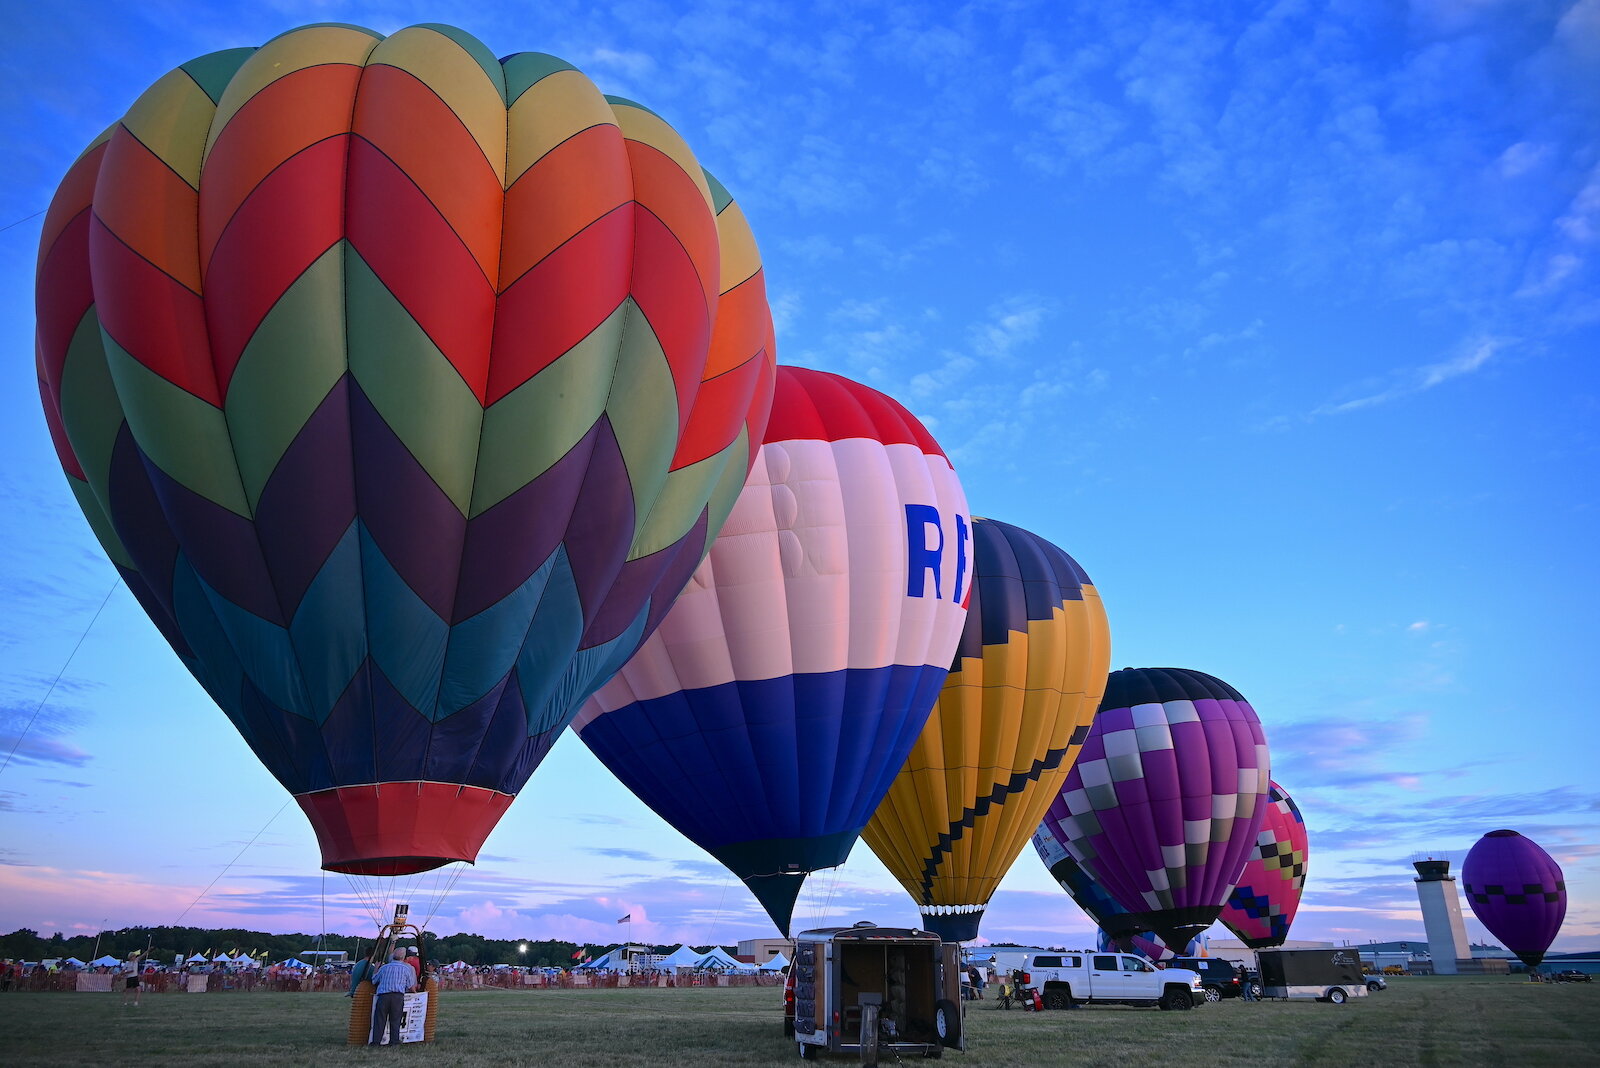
[1043,987,1074,1011]
[1250,982,1263,1000]
[935,998,961,1043]
[1159,987,1193,1011]
[1202,985,1222,1003]
[860,1003,880,1066]
[1327,988,1347,1005]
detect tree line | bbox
[0,926,730,967]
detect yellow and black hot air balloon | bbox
[862,517,1110,941]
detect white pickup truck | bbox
[1019,951,1206,1011]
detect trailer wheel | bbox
[1327,988,1348,1005]
[935,998,961,1043]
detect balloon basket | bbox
[346,984,373,1046]
[346,910,440,1046]
[348,977,438,1045]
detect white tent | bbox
[760,952,790,972]
[656,945,704,970]
[278,958,309,969]
[185,953,209,963]
[63,957,87,967]
[88,955,122,968]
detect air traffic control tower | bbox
[1413,857,1472,974]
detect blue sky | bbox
[1,0,1595,954]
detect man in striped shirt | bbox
[369,949,416,1046]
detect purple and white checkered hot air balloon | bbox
[1461,830,1567,968]
[1038,667,1270,951]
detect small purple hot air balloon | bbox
[1043,667,1270,951]
[1461,830,1566,968]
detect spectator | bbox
[406,946,423,985]
[369,949,416,1047]
[122,954,143,1007]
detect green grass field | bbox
[2,976,1593,1066]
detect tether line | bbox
[173,799,291,927]
[0,578,120,779]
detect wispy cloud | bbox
[0,730,91,768]
[1313,337,1505,416]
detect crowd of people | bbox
[0,956,363,995]
[0,952,784,998]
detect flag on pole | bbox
[617,914,631,924]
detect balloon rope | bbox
[0,578,119,779]
[705,873,731,948]
[356,878,382,927]
[343,873,379,928]
[420,861,469,930]
[319,869,327,958]
[311,870,327,964]
[173,799,291,926]
[820,865,844,927]
[0,209,44,235]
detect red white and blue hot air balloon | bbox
[1036,667,1270,951]
[575,366,970,933]
[1218,780,1309,948]
[1461,830,1567,968]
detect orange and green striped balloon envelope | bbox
[34,23,776,875]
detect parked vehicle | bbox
[790,922,963,1064]
[1365,975,1387,992]
[1257,948,1368,1004]
[1550,969,1592,983]
[1168,957,1243,1002]
[1020,952,1205,1011]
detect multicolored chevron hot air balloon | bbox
[1037,667,1270,951]
[1218,780,1308,948]
[34,24,775,875]
[863,518,1109,941]
[575,366,969,934]
[1462,830,1567,968]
